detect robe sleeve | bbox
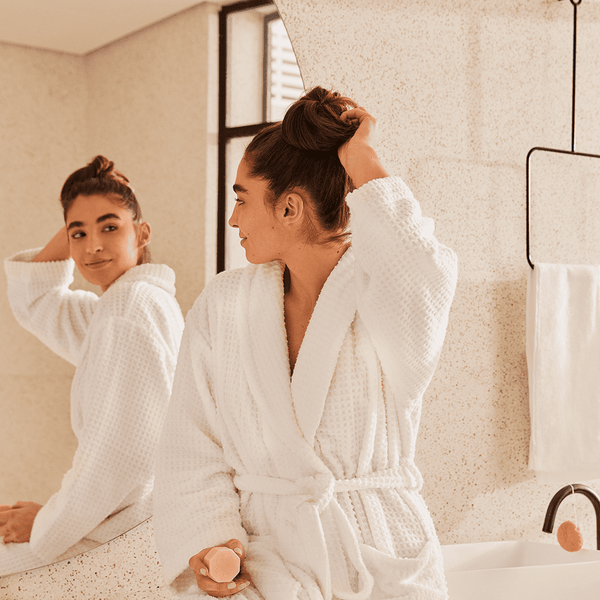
[4,249,97,365]
[346,176,458,403]
[154,291,248,588]
[28,315,173,563]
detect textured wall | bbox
[0,42,84,506]
[85,2,219,315]
[275,0,600,550]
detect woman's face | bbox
[228,158,288,264]
[66,194,149,291]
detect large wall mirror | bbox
[0,0,301,577]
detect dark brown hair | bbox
[60,155,150,264]
[245,86,359,242]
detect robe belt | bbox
[233,462,423,600]
[234,463,422,512]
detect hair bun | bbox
[281,86,358,153]
[60,155,134,212]
[86,155,131,186]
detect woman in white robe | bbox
[0,156,184,575]
[154,88,457,599]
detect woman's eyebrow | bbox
[67,213,122,231]
[97,213,121,223]
[233,183,248,194]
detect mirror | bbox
[0,0,301,577]
[528,148,600,266]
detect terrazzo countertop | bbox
[0,519,171,600]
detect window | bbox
[217,0,303,273]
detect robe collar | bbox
[236,248,356,451]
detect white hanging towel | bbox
[527,263,600,482]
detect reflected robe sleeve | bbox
[4,249,97,365]
[28,315,173,562]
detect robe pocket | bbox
[360,539,445,599]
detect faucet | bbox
[542,483,600,550]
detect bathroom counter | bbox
[0,518,171,600]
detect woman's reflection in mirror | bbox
[0,156,184,575]
[154,87,458,598]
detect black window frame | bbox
[217,0,279,273]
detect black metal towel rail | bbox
[526,0,600,269]
[526,147,600,269]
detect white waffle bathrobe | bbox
[1,255,184,575]
[154,177,457,600]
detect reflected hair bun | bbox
[61,155,133,203]
[60,155,141,223]
[281,86,358,153]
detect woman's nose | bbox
[86,235,103,253]
[228,205,238,229]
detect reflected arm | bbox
[29,315,174,562]
[32,226,70,262]
[4,248,97,365]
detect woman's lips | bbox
[86,259,111,269]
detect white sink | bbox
[442,541,600,600]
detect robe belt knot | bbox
[234,462,422,512]
[234,463,422,600]
[296,473,336,513]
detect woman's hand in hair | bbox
[33,226,71,263]
[339,108,388,189]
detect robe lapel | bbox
[236,262,305,454]
[291,248,357,445]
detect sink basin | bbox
[442,541,600,600]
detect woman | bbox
[154,88,457,599]
[1,156,184,575]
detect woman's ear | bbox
[138,221,151,248]
[280,192,305,227]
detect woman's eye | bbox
[234,198,244,205]
[103,224,117,232]
[71,231,84,239]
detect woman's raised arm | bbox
[338,108,388,189]
[32,226,71,262]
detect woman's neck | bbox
[284,239,350,307]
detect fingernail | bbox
[239,582,249,589]
[234,547,242,555]
[227,582,236,589]
[200,568,207,576]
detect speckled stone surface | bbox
[0,519,172,600]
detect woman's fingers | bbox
[0,501,42,543]
[338,107,387,188]
[340,108,378,145]
[340,106,368,123]
[189,539,252,597]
